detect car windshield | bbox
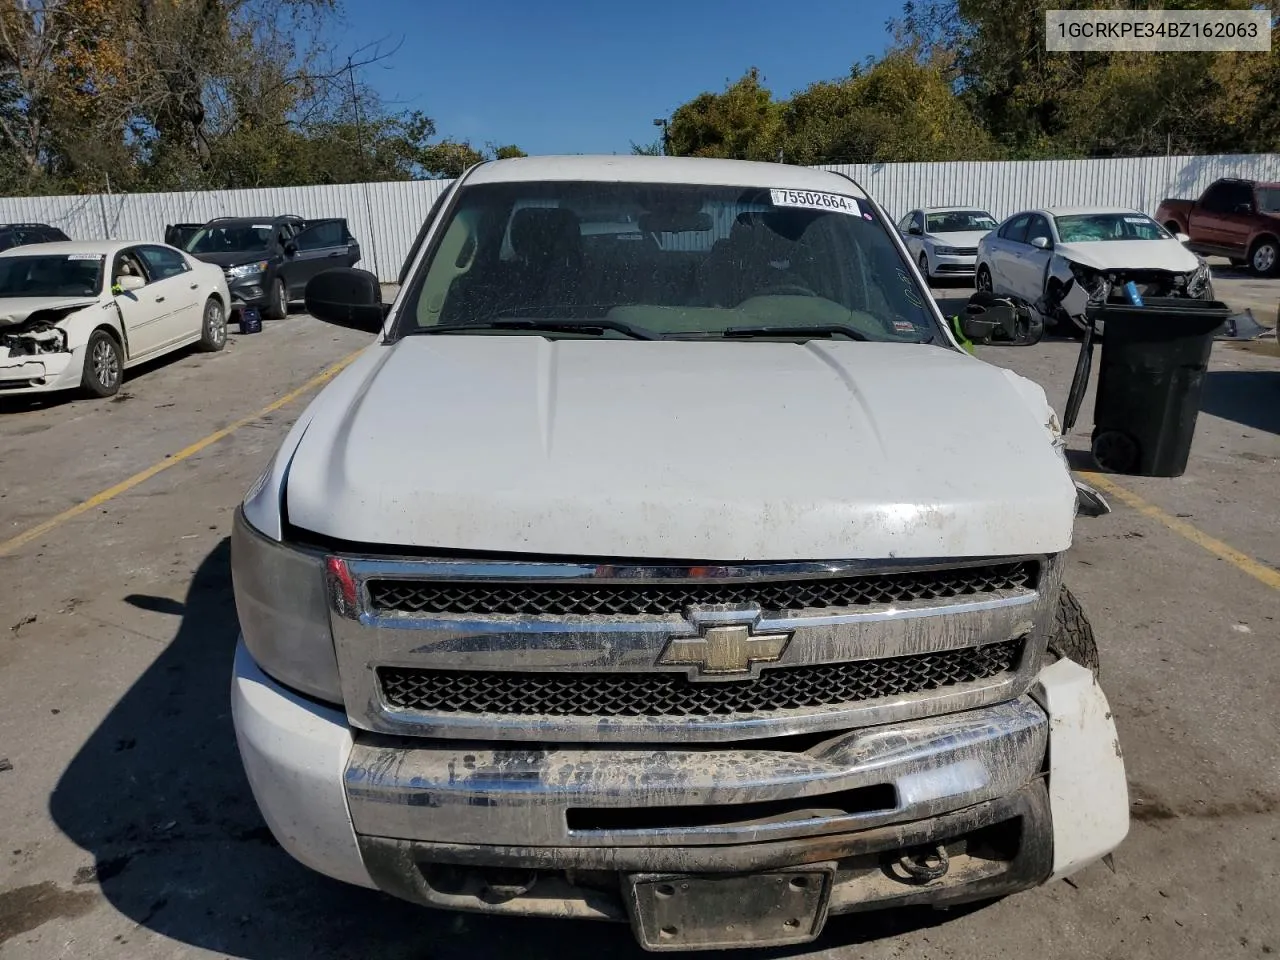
[0,254,103,298]
[1256,187,1280,214]
[397,181,941,343]
[926,211,997,233]
[1055,214,1169,242]
[185,223,273,254]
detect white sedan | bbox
[976,207,1212,334]
[897,207,998,280]
[0,240,231,397]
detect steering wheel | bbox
[752,283,819,298]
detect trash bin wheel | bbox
[1091,429,1140,474]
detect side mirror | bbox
[1235,202,1254,215]
[907,225,922,236]
[115,274,145,293]
[1074,479,1111,518]
[305,268,386,332]
[284,241,299,256]
[1175,232,1191,243]
[961,291,1016,342]
[1030,235,1051,250]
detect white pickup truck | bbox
[230,155,1129,952]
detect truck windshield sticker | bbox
[770,189,864,216]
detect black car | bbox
[164,223,204,249]
[181,215,361,319]
[0,222,71,252]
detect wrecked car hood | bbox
[1056,240,1201,273]
[282,337,1077,561]
[0,296,101,326]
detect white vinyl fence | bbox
[2,153,1278,281]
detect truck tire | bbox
[1045,586,1100,677]
[1249,237,1280,277]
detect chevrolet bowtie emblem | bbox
[658,623,793,679]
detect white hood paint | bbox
[280,337,1077,561]
[926,230,991,248]
[0,296,99,325]
[1057,240,1200,273]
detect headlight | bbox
[226,261,269,279]
[231,507,342,703]
[1186,260,1211,296]
[933,245,960,256]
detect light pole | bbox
[653,118,670,156]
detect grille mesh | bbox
[366,562,1037,618]
[378,639,1023,718]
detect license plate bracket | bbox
[624,863,835,952]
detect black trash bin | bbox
[1072,297,1230,477]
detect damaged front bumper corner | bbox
[0,348,78,393]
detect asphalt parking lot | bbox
[1,275,1278,960]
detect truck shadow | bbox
[47,539,972,959]
[1201,370,1280,436]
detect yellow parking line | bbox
[0,350,363,558]
[1078,470,1280,591]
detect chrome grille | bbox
[366,561,1038,618]
[378,639,1023,718]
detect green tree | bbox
[667,67,782,160]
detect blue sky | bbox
[323,0,905,156]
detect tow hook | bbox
[480,869,540,902]
[897,845,950,883]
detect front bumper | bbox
[929,253,977,275]
[0,347,81,393]
[225,275,269,306]
[232,638,1128,940]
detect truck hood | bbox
[283,337,1077,560]
[1057,239,1201,273]
[0,296,100,326]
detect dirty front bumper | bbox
[0,348,79,393]
[233,636,1128,946]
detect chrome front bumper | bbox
[345,697,1047,849]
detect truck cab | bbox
[1157,177,1280,276]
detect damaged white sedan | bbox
[976,207,1213,335]
[0,240,230,398]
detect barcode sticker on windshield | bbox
[770,189,862,215]
[252,224,271,229]
[1123,216,1147,224]
[66,253,103,260]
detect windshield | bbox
[1257,187,1280,214]
[397,181,942,343]
[185,223,273,254]
[1055,214,1169,243]
[926,211,997,233]
[0,254,104,298]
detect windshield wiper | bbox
[408,318,659,341]
[719,324,870,342]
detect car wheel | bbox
[918,252,932,282]
[1250,238,1280,277]
[199,296,227,352]
[81,329,122,398]
[1044,586,1100,678]
[265,278,288,320]
[975,265,993,292]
